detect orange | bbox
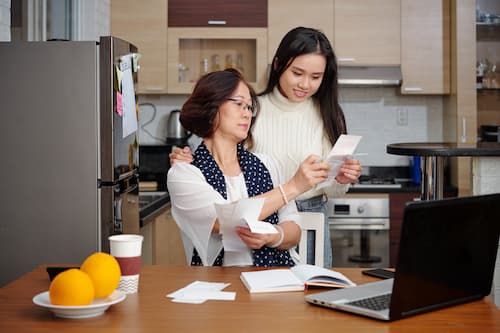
[80,252,121,298]
[49,268,95,306]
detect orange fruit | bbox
[49,268,95,306]
[80,252,121,298]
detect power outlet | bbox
[397,108,408,126]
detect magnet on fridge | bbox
[114,65,123,92]
[131,53,141,72]
[116,91,123,116]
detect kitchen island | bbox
[1,265,499,332]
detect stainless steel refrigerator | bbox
[0,37,140,287]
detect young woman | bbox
[170,27,362,267]
[167,69,330,267]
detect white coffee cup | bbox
[109,234,144,294]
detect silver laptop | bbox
[305,193,500,321]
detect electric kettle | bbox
[166,109,191,146]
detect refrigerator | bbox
[0,37,140,287]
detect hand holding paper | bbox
[214,198,278,252]
[316,134,362,190]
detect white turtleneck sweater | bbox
[252,88,349,200]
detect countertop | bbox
[139,191,170,227]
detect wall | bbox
[79,0,110,41]
[0,0,10,41]
[138,88,444,167]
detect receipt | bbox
[316,134,362,190]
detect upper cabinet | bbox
[168,0,267,27]
[401,0,450,94]
[166,0,268,94]
[111,0,168,94]
[267,0,334,63]
[334,0,400,66]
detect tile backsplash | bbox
[138,87,444,167]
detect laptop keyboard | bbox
[345,293,391,311]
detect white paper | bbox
[119,55,138,138]
[316,134,362,190]
[214,198,278,252]
[167,281,235,304]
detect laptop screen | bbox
[389,193,500,319]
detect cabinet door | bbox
[167,28,267,94]
[401,0,450,94]
[267,0,334,63]
[111,0,168,94]
[334,0,400,66]
[168,0,267,27]
[154,207,187,265]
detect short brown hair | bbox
[180,69,259,141]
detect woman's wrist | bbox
[268,225,284,248]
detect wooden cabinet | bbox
[334,0,400,66]
[267,0,334,63]
[167,28,267,94]
[111,0,168,94]
[401,0,450,94]
[168,0,267,27]
[153,206,187,265]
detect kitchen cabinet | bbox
[401,0,450,95]
[110,0,168,94]
[267,0,334,63]
[153,206,187,265]
[167,28,267,94]
[168,0,266,27]
[334,0,400,66]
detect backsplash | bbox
[138,87,444,167]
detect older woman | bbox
[167,69,330,267]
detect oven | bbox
[328,194,390,268]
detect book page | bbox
[290,264,356,287]
[240,269,305,293]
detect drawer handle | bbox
[403,87,423,92]
[208,20,227,25]
[337,57,355,62]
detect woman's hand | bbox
[335,158,362,184]
[287,155,330,194]
[169,146,193,165]
[235,226,279,250]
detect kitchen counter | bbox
[139,191,170,227]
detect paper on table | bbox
[167,281,235,304]
[214,198,278,252]
[316,134,362,190]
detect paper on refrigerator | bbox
[316,134,362,190]
[214,198,278,252]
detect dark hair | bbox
[180,68,259,142]
[260,26,347,145]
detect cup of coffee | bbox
[109,234,144,294]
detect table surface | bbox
[1,265,499,332]
[387,142,500,157]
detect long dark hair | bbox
[260,26,346,145]
[180,68,259,143]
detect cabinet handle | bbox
[208,20,226,25]
[461,117,467,143]
[337,57,355,63]
[143,87,165,91]
[403,87,423,92]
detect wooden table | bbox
[387,142,500,200]
[1,265,499,332]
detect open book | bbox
[240,264,356,293]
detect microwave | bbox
[138,144,173,191]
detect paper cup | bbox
[109,234,143,294]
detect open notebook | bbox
[305,193,500,321]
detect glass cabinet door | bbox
[167,28,267,94]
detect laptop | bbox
[305,193,500,321]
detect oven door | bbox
[329,218,390,268]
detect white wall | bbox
[0,0,10,41]
[137,88,444,168]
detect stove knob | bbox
[357,206,365,214]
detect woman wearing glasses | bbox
[170,27,362,268]
[167,69,330,267]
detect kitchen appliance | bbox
[480,124,500,142]
[328,195,390,268]
[166,109,191,146]
[0,37,140,287]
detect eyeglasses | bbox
[226,98,257,117]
